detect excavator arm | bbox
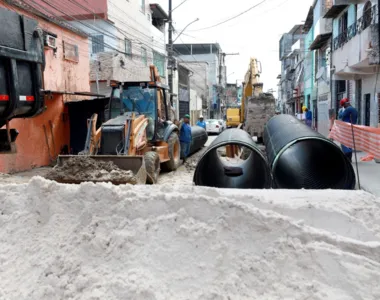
[241,57,263,123]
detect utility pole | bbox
[168,0,174,107]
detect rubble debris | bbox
[46,156,137,184]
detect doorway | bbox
[356,80,362,124]
[364,93,371,126]
[313,99,318,130]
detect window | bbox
[314,51,319,81]
[362,1,372,30]
[140,0,145,13]
[153,51,165,77]
[141,47,147,65]
[122,87,157,140]
[338,11,348,35]
[92,35,104,54]
[125,38,132,58]
[321,48,327,68]
[63,41,79,63]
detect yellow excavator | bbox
[54,65,181,184]
[241,57,275,144]
[225,58,263,128]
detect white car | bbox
[206,119,222,134]
[218,119,226,131]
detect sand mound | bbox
[0,178,379,299]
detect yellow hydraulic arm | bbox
[240,57,263,123]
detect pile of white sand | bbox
[0,177,380,299]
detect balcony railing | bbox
[333,5,377,50]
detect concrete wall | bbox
[0,3,90,173]
[189,89,202,125]
[332,25,372,71]
[360,73,380,127]
[107,0,166,74]
[68,0,167,84]
[313,0,332,37]
[178,53,219,113]
[70,20,119,55]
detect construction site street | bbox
[0,134,379,197]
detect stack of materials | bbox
[244,93,275,139]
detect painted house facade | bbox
[0,1,90,173]
[326,0,379,127]
[29,0,168,95]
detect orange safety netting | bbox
[329,120,380,160]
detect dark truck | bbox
[0,6,45,153]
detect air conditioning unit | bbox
[44,34,57,49]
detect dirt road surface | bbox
[0,135,218,185]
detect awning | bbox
[324,5,348,19]
[150,3,168,20]
[309,33,332,50]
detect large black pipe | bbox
[189,126,208,155]
[263,114,356,189]
[193,128,272,189]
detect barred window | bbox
[92,35,104,54]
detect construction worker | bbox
[305,107,312,127]
[340,98,358,162]
[196,115,206,129]
[338,98,348,120]
[179,114,192,163]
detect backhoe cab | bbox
[56,66,181,185]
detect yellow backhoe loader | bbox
[51,65,181,184]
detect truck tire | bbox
[144,151,160,184]
[162,132,180,171]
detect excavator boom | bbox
[241,57,263,123]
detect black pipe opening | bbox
[272,138,355,189]
[193,129,272,189]
[264,114,356,190]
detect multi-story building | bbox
[307,0,333,135]
[30,0,168,95]
[303,6,315,116]
[172,43,226,118]
[278,25,304,114]
[179,61,209,117]
[325,0,379,127]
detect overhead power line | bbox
[189,0,267,31]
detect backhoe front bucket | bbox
[50,155,147,185]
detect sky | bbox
[155,0,312,95]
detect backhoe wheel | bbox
[162,132,180,171]
[144,151,160,184]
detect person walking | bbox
[179,114,192,163]
[305,108,312,127]
[196,115,206,130]
[340,99,358,162]
[338,98,348,120]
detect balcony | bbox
[333,5,377,51]
[324,0,365,18]
[332,5,378,78]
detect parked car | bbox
[218,119,226,131]
[206,119,222,134]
